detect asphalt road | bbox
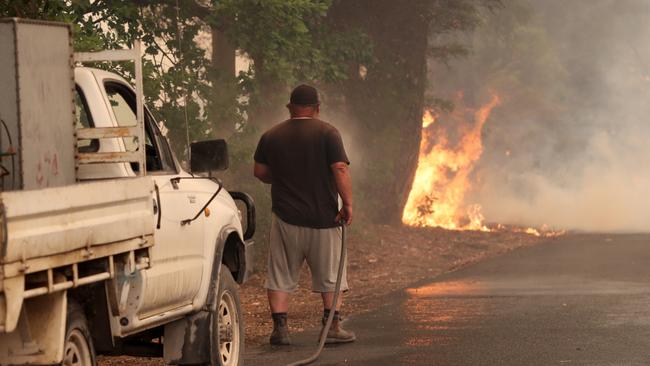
[245,233,650,365]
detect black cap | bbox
[289,84,320,106]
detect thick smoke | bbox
[435,0,650,232]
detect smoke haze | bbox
[434,0,650,232]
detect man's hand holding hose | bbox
[336,205,353,226]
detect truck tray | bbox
[0,177,155,333]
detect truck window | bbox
[105,87,139,152]
[149,116,177,173]
[104,82,176,173]
[74,86,99,153]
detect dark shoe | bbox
[270,326,291,345]
[270,314,291,346]
[321,318,356,344]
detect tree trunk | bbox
[328,0,430,224]
[211,28,235,76]
[208,26,241,140]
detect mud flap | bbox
[0,292,67,365]
[163,310,211,365]
[239,239,254,283]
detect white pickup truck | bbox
[0,18,254,366]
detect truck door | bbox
[103,82,205,319]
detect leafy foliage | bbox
[1,0,370,162]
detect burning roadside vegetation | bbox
[403,93,502,232]
[402,94,565,239]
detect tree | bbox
[211,0,372,132]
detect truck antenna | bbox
[176,0,192,165]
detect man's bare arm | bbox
[331,162,353,225]
[254,162,273,184]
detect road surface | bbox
[245,233,650,365]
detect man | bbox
[253,84,355,346]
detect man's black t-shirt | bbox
[254,118,349,229]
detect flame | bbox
[422,109,437,128]
[403,95,565,238]
[402,95,500,231]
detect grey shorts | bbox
[266,213,349,293]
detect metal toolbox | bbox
[0,18,76,190]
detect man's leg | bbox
[321,291,344,328]
[321,291,342,311]
[268,290,291,345]
[319,291,355,343]
[308,227,355,343]
[266,214,304,345]
[268,289,290,313]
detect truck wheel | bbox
[211,269,244,366]
[62,301,96,366]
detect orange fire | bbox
[402,95,500,231]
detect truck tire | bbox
[62,300,96,366]
[211,269,244,366]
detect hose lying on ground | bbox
[286,222,347,366]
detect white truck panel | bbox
[138,257,203,318]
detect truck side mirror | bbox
[190,139,229,173]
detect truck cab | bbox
[74,66,254,363]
